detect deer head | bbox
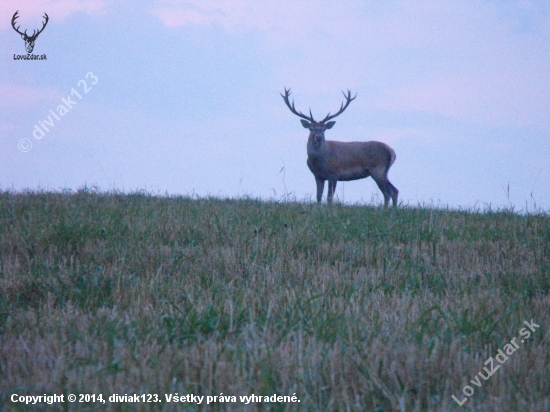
[12,11,49,54]
[281,88,356,147]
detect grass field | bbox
[1,189,549,411]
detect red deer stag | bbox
[281,88,398,207]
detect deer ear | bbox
[300,119,312,129]
[325,121,336,129]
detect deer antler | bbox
[281,88,316,122]
[11,11,49,39]
[321,90,357,123]
[31,13,49,39]
[11,11,26,36]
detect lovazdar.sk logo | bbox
[12,10,48,60]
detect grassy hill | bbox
[1,189,549,411]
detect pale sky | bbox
[2,1,549,211]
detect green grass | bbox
[1,188,549,411]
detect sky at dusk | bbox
[1,1,549,211]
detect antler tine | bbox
[281,87,315,122]
[33,13,49,37]
[11,10,26,36]
[322,89,357,123]
[38,13,49,34]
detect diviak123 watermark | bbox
[18,72,99,153]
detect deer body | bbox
[282,88,398,207]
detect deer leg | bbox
[327,180,337,203]
[388,181,399,207]
[372,176,391,208]
[315,178,325,203]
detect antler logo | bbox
[12,11,49,54]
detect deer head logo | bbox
[12,11,49,54]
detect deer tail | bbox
[386,147,396,174]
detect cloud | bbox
[0,0,105,29]
[0,84,62,109]
[149,1,550,129]
[150,2,238,29]
[150,1,283,31]
[374,70,550,129]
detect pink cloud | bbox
[150,1,309,32]
[0,84,62,109]
[0,0,105,29]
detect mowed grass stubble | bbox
[1,189,549,411]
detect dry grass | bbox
[1,188,549,411]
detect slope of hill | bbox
[1,189,549,411]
